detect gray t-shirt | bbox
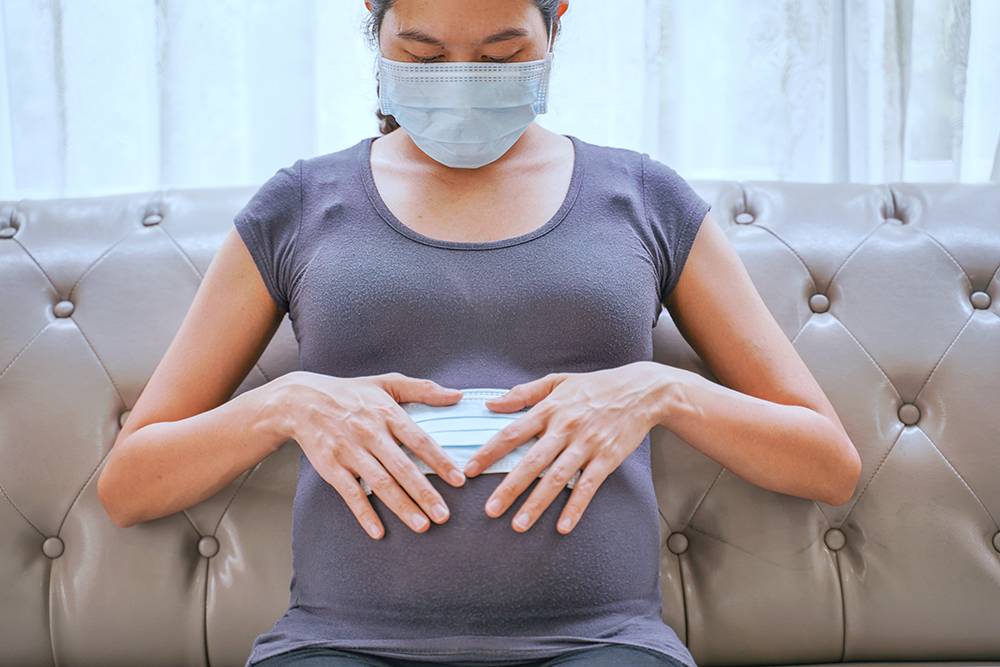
[235,136,710,666]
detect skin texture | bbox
[98,0,861,539]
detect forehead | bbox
[384,0,545,40]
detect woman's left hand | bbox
[464,362,672,534]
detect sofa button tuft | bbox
[42,536,65,559]
[0,226,15,238]
[198,535,220,558]
[824,528,846,551]
[898,403,921,426]
[735,213,755,224]
[53,301,75,318]
[809,294,830,313]
[143,213,163,226]
[666,532,689,555]
[971,291,991,310]
[119,410,131,428]
[994,532,1000,553]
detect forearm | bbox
[652,363,860,506]
[98,379,292,528]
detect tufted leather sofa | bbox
[2,180,999,667]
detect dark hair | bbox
[365,0,563,135]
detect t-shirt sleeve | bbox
[641,154,712,301]
[233,161,303,312]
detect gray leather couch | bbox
[2,181,999,667]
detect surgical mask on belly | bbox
[360,388,578,495]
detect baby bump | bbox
[289,444,663,639]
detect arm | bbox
[467,212,861,532]
[656,212,860,503]
[98,228,465,535]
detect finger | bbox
[509,450,589,532]
[326,468,385,540]
[483,435,563,518]
[353,453,434,533]
[377,373,463,407]
[389,411,466,487]
[464,408,547,477]
[372,443,450,532]
[484,375,562,413]
[370,434,453,526]
[555,460,614,534]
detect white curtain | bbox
[1,0,998,200]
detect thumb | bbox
[486,375,562,413]
[377,374,463,406]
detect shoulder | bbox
[570,137,693,199]
[298,138,373,181]
[238,138,374,227]
[569,137,708,220]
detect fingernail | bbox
[513,513,530,530]
[367,523,382,539]
[412,513,429,531]
[558,517,573,533]
[486,498,503,516]
[449,469,466,486]
[430,503,449,523]
[465,460,481,477]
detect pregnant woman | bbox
[98,1,862,666]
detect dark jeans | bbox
[252,644,687,667]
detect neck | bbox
[392,122,549,177]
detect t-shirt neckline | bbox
[360,134,585,250]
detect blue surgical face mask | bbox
[378,51,553,169]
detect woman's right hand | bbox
[274,371,465,539]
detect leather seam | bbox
[211,466,256,536]
[657,509,691,648]
[683,522,825,569]
[202,550,211,667]
[0,478,44,537]
[918,425,998,529]
[157,224,205,280]
[681,467,724,529]
[56,445,113,536]
[181,507,201,535]
[916,227,974,289]
[0,325,52,536]
[827,315,901,403]
[912,313,973,406]
[789,316,811,346]
[8,235,61,296]
[255,361,273,384]
[67,230,133,301]
[823,221,886,294]
[839,428,904,524]
[834,548,847,662]
[0,322,50,382]
[747,223,819,295]
[72,322,126,405]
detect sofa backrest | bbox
[1,182,998,667]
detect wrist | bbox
[258,371,303,448]
[636,361,695,430]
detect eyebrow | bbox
[396,27,530,48]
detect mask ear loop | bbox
[536,17,556,115]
